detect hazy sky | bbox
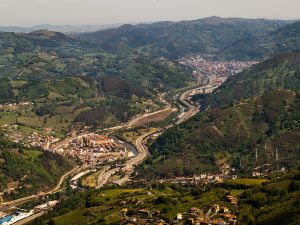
[1,0,299,26]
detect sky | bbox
[0,0,299,26]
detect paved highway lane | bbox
[115,83,210,184]
[96,168,119,188]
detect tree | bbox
[154,195,170,205]
[48,219,56,225]
[279,189,288,200]
[288,181,300,192]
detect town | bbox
[50,133,133,165]
[0,123,133,168]
[179,55,258,85]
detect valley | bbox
[0,64,225,224]
[1,49,300,224]
[0,13,299,225]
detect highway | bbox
[45,166,81,195]
[95,130,156,188]
[94,129,157,188]
[175,83,214,124]
[96,168,119,188]
[96,82,214,187]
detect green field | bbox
[28,168,300,225]
[82,169,107,188]
[46,186,237,225]
[265,179,292,190]
[0,112,17,125]
[53,209,95,225]
[25,150,43,159]
[226,178,268,186]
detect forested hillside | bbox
[140,53,300,179]
[219,20,300,60]
[79,17,295,60]
[0,30,191,90]
[140,89,300,178]
[0,31,192,128]
[197,52,300,109]
[0,135,76,201]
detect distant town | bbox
[179,55,258,79]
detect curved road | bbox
[98,83,212,186]
[0,166,81,210]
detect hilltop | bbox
[0,24,119,33]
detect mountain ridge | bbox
[0,24,122,34]
[79,17,295,60]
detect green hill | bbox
[197,52,300,109]
[0,135,76,201]
[0,31,191,90]
[0,31,193,129]
[140,89,300,178]
[28,173,300,225]
[139,52,300,179]
[219,21,300,60]
[0,75,150,130]
[0,31,96,80]
[79,17,291,60]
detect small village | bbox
[157,174,238,186]
[1,124,59,150]
[118,194,239,225]
[0,102,32,111]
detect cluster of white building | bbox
[179,55,258,77]
[0,200,59,225]
[26,132,60,150]
[50,133,130,165]
[158,173,238,185]
[0,102,32,111]
[1,125,59,151]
